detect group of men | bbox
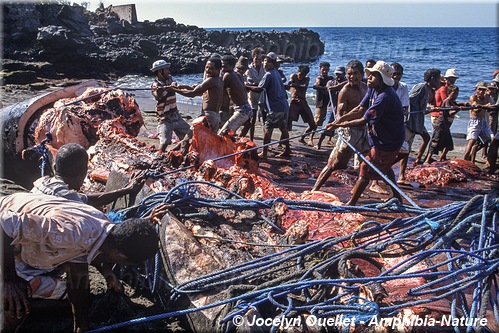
[3,48,498,331]
[150,48,291,159]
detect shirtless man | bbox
[218,55,253,137]
[170,57,223,132]
[287,65,316,145]
[464,81,493,162]
[312,59,369,191]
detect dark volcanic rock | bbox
[2,3,325,81]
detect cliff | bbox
[2,3,325,84]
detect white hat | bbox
[150,60,171,72]
[365,60,394,86]
[494,74,499,83]
[444,68,459,78]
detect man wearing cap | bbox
[246,52,291,158]
[150,59,191,152]
[326,60,405,206]
[434,69,459,124]
[464,81,494,162]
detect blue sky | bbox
[85,0,498,28]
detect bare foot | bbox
[258,152,267,160]
[369,183,390,195]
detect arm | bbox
[171,80,209,98]
[334,105,367,124]
[312,76,324,91]
[2,228,31,320]
[91,256,123,293]
[328,80,348,92]
[85,174,145,208]
[66,263,90,333]
[328,116,367,130]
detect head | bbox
[54,143,89,190]
[444,68,459,85]
[263,52,278,71]
[298,64,310,78]
[365,60,394,90]
[334,66,346,81]
[391,62,404,84]
[236,56,249,73]
[104,218,159,265]
[319,62,330,76]
[205,57,222,78]
[423,68,442,90]
[252,47,265,66]
[365,59,376,69]
[475,81,487,95]
[151,59,171,78]
[487,82,498,97]
[221,55,237,73]
[345,60,364,87]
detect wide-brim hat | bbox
[365,60,394,86]
[444,68,459,78]
[151,59,170,72]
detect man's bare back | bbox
[223,71,248,107]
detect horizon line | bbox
[201,26,497,29]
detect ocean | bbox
[116,27,498,135]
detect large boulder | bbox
[2,3,325,80]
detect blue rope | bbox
[91,191,498,333]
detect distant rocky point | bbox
[2,3,325,85]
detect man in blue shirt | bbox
[246,52,290,159]
[327,60,405,205]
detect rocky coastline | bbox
[2,2,324,86]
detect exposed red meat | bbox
[34,88,143,149]
[406,158,483,186]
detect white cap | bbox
[444,68,459,78]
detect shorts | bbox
[265,111,288,130]
[359,147,400,180]
[466,116,493,143]
[218,104,252,135]
[405,125,429,151]
[202,110,221,132]
[328,127,370,170]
